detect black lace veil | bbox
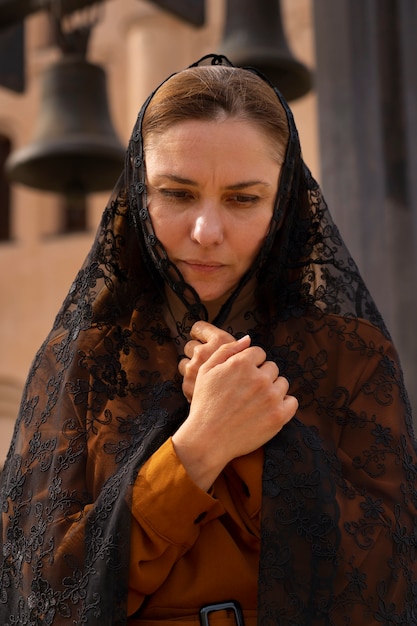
[0,55,416,625]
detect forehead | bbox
[144,117,284,166]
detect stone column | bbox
[313,0,417,424]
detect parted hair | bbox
[142,65,289,163]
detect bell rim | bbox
[6,138,125,193]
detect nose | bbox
[190,202,224,247]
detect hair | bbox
[142,65,289,163]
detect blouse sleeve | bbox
[128,437,225,615]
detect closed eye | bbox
[157,188,195,202]
[226,194,260,206]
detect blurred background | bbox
[0,0,416,466]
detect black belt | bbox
[199,601,244,626]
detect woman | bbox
[0,55,416,625]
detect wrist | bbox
[172,429,224,492]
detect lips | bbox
[181,260,225,273]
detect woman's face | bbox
[145,117,282,312]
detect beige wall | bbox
[0,0,317,465]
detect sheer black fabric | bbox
[1,55,416,625]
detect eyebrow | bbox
[153,173,272,189]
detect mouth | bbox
[181,260,225,273]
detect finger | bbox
[190,321,235,345]
[245,345,268,368]
[178,356,189,378]
[202,334,251,369]
[282,393,299,417]
[273,375,290,396]
[183,339,202,359]
[259,360,280,381]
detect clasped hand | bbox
[172,321,298,491]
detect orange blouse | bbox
[128,439,263,621]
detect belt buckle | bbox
[199,601,244,626]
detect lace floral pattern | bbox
[1,56,416,625]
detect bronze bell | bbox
[219,0,312,102]
[6,55,125,194]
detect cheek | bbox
[239,213,272,255]
[148,207,188,256]
[233,228,268,271]
[247,234,267,263]
[148,203,174,240]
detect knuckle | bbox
[193,344,207,364]
[187,360,197,375]
[192,344,202,358]
[254,346,267,362]
[191,320,206,334]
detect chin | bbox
[200,290,233,307]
